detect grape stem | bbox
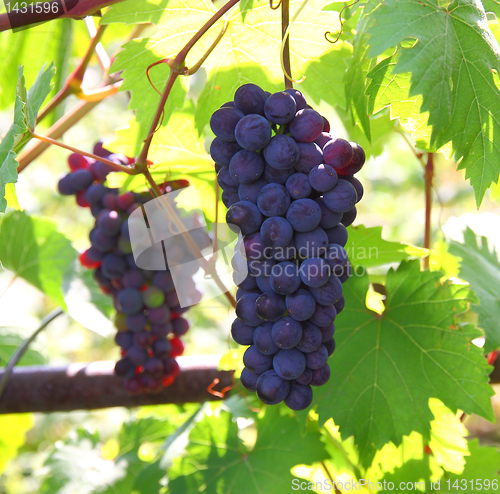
[320,462,342,494]
[136,0,241,167]
[281,0,293,89]
[143,168,237,308]
[423,152,434,269]
[31,132,138,174]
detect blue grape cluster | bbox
[210,84,365,410]
[58,143,205,393]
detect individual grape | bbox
[114,312,128,331]
[295,227,328,257]
[116,288,143,315]
[296,321,322,353]
[210,107,244,142]
[235,114,272,151]
[127,346,148,366]
[309,164,338,192]
[341,206,357,227]
[253,323,280,355]
[240,367,260,391]
[299,258,330,288]
[260,217,293,248]
[210,137,242,166]
[94,161,115,181]
[257,183,290,217]
[325,223,348,247]
[323,179,358,213]
[238,178,267,203]
[322,117,330,132]
[285,289,316,321]
[143,286,166,308]
[58,174,77,195]
[243,345,273,374]
[152,272,175,293]
[295,142,323,174]
[314,132,332,149]
[243,231,265,260]
[338,260,352,283]
[255,275,272,293]
[283,88,307,110]
[284,382,313,410]
[334,295,345,313]
[323,138,353,170]
[90,228,117,252]
[151,323,172,339]
[76,190,90,208]
[237,288,257,300]
[320,324,335,342]
[271,316,302,349]
[117,192,136,211]
[229,150,264,184]
[101,253,127,279]
[86,247,104,262]
[263,164,294,185]
[234,83,267,115]
[69,169,94,191]
[264,91,297,124]
[248,258,276,277]
[96,209,121,236]
[255,291,286,322]
[286,198,321,233]
[324,244,348,273]
[286,173,312,199]
[289,109,324,143]
[273,348,306,380]
[235,292,263,326]
[231,319,255,345]
[222,190,240,208]
[324,339,336,356]
[296,367,313,385]
[115,331,134,349]
[221,101,235,108]
[269,261,301,295]
[269,238,296,261]
[134,331,153,349]
[338,142,365,175]
[84,183,107,205]
[310,304,337,327]
[234,271,258,291]
[103,192,119,210]
[310,364,331,386]
[263,135,300,170]
[126,313,148,332]
[305,345,328,369]
[148,305,171,325]
[144,358,164,378]
[226,201,263,235]
[217,166,239,191]
[153,339,172,358]
[343,175,364,202]
[115,358,136,378]
[256,370,291,405]
[315,197,343,229]
[309,275,343,306]
[68,153,88,171]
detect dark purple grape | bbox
[269,261,301,295]
[153,272,175,293]
[90,228,117,252]
[115,358,136,378]
[151,323,172,339]
[273,348,306,380]
[341,207,357,227]
[210,107,244,142]
[235,114,272,151]
[116,287,143,315]
[324,339,336,356]
[248,258,276,277]
[243,232,265,260]
[271,316,302,349]
[148,305,171,325]
[226,201,263,235]
[94,161,114,181]
[253,323,280,354]
[240,367,260,391]
[101,254,127,279]
[295,227,328,257]
[309,275,343,306]
[217,166,239,191]
[231,319,255,345]
[229,150,264,184]
[284,382,313,410]
[315,197,343,229]
[295,142,323,174]
[325,223,348,247]
[299,258,330,287]
[144,358,164,377]
[286,173,312,200]
[324,244,348,273]
[334,295,345,313]
[126,313,148,332]
[286,198,321,233]
[255,275,272,293]
[323,179,358,213]
[127,346,148,366]
[153,339,172,358]
[255,291,286,322]
[243,345,273,374]
[338,142,365,175]
[315,132,332,149]
[84,183,107,204]
[235,293,262,326]
[234,83,267,115]
[58,174,77,195]
[260,217,293,248]
[234,271,258,291]
[338,260,352,283]
[115,331,134,349]
[323,138,353,170]
[310,364,331,386]
[263,135,300,170]
[69,169,94,191]
[296,321,322,353]
[309,164,338,192]
[134,331,153,349]
[305,345,328,369]
[289,109,324,143]
[257,183,290,217]
[256,370,290,405]
[122,269,145,289]
[286,289,316,322]
[263,165,294,184]
[343,175,364,202]
[264,91,296,124]
[283,88,307,110]
[96,209,121,236]
[222,190,240,208]
[310,304,337,327]
[296,367,313,385]
[320,324,335,342]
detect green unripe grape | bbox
[114,312,128,332]
[118,236,133,254]
[143,286,165,308]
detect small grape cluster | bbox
[58,143,203,393]
[210,83,365,410]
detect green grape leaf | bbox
[314,260,494,467]
[0,63,55,213]
[168,407,328,493]
[0,211,77,309]
[439,439,500,492]
[4,183,21,210]
[448,227,500,352]
[101,0,169,25]
[347,224,427,268]
[0,414,34,473]
[482,0,500,17]
[0,327,47,367]
[367,0,500,206]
